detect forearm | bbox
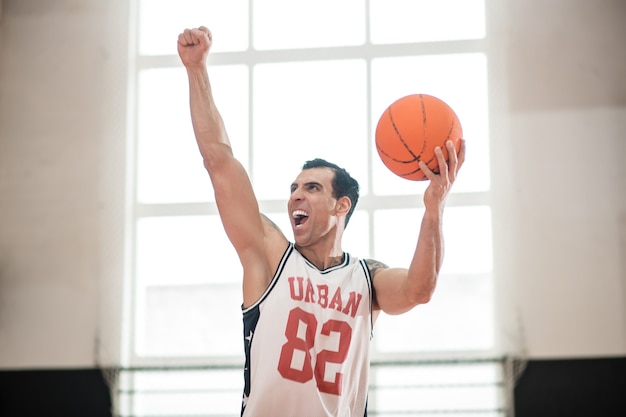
[186,66,231,163]
[374,140,463,313]
[406,207,444,303]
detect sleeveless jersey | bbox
[241,243,373,417]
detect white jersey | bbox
[241,243,374,417]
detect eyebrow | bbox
[291,181,324,190]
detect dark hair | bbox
[302,158,360,227]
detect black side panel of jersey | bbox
[241,304,260,416]
[240,243,293,416]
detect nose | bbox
[290,186,303,201]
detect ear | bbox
[335,196,352,217]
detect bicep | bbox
[209,154,290,302]
[370,264,417,315]
[208,149,266,258]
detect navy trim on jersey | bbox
[240,242,293,416]
[299,250,350,274]
[358,259,375,340]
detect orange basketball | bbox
[375,94,463,181]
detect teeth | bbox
[292,210,309,218]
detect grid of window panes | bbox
[124,0,499,415]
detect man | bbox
[177,26,465,417]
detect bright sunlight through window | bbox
[122,1,502,416]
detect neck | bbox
[294,220,346,269]
[295,243,344,270]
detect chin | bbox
[292,231,309,247]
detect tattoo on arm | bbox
[365,258,389,277]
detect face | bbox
[288,167,346,247]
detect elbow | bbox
[409,289,434,306]
[406,278,437,306]
[384,286,434,316]
[202,142,233,172]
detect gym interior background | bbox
[1,0,625,416]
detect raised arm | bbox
[177,27,286,306]
[372,139,466,315]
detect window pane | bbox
[135,215,241,286]
[123,369,242,416]
[252,60,369,199]
[373,206,492,273]
[137,65,249,204]
[342,210,371,259]
[373,363,502,415]
[441,206,493,274]
[136,284,242,357]
[373,207,494,351]
[253,0,365,50]
[138,0,248,55]
[136,68,207,204]
[371,53,490,195]
[370,0,485,44]
[374,272,494,352]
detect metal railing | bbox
[101,356,524,417]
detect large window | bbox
[122,1,500,416]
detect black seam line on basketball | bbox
[427,118,455,172]
[375,142,423,177]
[420,95,456,171]
[423,118,456,170]
[388,105,420,162]
[446,118,455,142]
[400,165,425,177]
[376,144,420,164]
[391,95,429,175]
[418,94,429,156]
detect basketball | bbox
[375,94,463,181]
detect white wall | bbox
[0,0,624,369]
[490,0,626,358]
[0,0,129,368]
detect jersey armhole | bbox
[242,242,294,314]
[359,259,376,339]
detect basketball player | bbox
[177,26,465,417]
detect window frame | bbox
[121,1,507,415]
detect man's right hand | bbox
[177,26,212,69]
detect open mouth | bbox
[292,210,309,227]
